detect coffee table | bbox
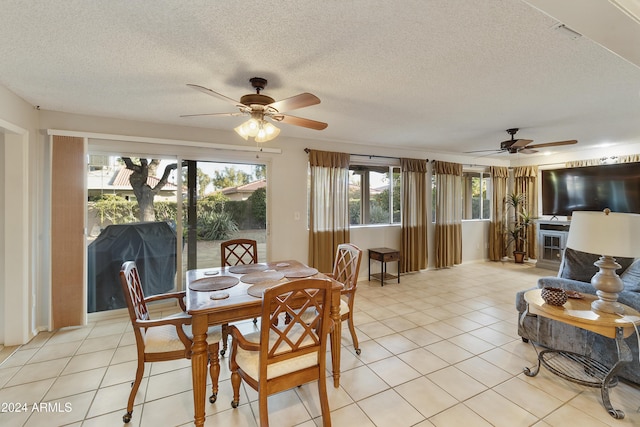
[523,289,640,419]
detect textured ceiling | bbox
[1,0,639,158]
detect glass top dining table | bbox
[185,259,343,427]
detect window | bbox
[86,151,268,314]
[462,171,490,220]
[87,154,180,313]
[349,165,400,225]
[180,160,267,272]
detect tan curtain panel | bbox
[400,158,428,273]
[489,166,508,261]
[513,165,538,259]
[433,160,462,268]
[308,149,351,272]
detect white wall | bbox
[0,85,39,345]
[0,132,4,344]
[461,220,490,263]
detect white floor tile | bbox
[1,262,639,426]
[357,389,425,427]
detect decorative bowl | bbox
[541,287,568,306]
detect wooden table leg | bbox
[330,294,341,388]
[191,314,209,427]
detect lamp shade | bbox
[566,210,640,258]
[235,118,280,142]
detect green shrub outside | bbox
[89,193,265,239]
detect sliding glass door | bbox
[181,160,267,272]
[86,154,180,313]
[86,151,268,315]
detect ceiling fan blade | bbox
[518,148,538,154]
[272,114,328,130]
[180,112,245,118]
[526,140,578,149]
[511,138,534,148]
[465,149,502,154]
[266,93,320,113]
[186,84,243,106]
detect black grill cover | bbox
[87,222,177,312]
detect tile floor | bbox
[1,261,640,426]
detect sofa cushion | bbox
[559,248,601,282]
[537,277,596,295]
[621,259,640,292]
[559,247,634,282]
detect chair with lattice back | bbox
[119,261,222,424]
[300,243,363,355]
[228,277,333,427]
[327,243,363,354]
[221,238,258,266]
[220,238,259,354]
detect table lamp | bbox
[565,209,640,314]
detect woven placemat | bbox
[273,262,292,269]
[228,264,269,274]
[229,264,269,274]
[247,281,282,298]
[282,267,319,278]
[240,270,285,284]
[189,276,239,292]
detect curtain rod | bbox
[303,148,427,162]
[49,129,282,154]
[430,159,490,168]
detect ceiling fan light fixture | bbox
[235,117,280,143]
[255,120,280,143]
[233,124,249,140]
[263,121,280,138]
[234,117,262,139]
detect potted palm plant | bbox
[505,192,530,263]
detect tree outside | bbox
[122,157,177,222]
[211,166,252,190]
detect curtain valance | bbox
[514,166,537,178]
[400,158,427,173]
[489,166,509,178]
[567,154,640,168]
[433,160,462,176]
[308,149,350,168]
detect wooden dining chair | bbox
[329,243,363,354]
[220,238,259,354]
[221,238,258,266]
[228,278,333,427]
[302,243,363,354]
[119,261,222,424]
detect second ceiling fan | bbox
[469,128,578,155]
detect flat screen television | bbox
[541,162,640,217]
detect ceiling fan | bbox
[181,77,327,142]
[468,128,578,155]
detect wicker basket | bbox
[541,287,568,306]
